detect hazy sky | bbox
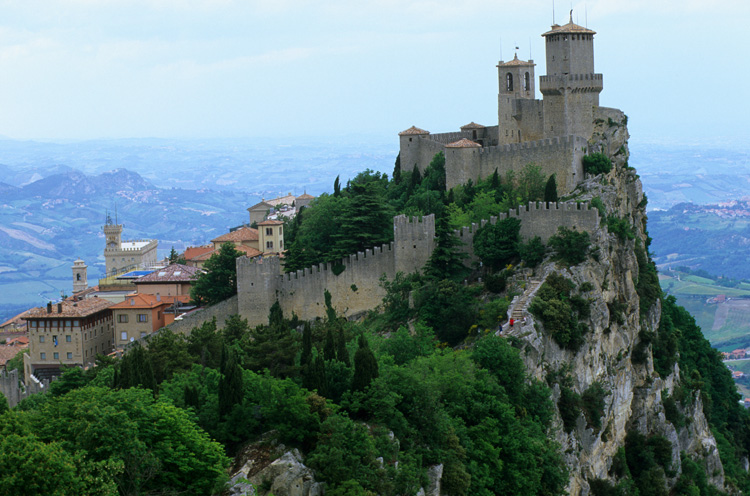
[0,0,746,145]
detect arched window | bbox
[506,73,513,91]
[524,72,530,91]
[76,273,81,281]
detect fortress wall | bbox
[429,131,469,144]
[167,295,238,335]
[454,201,599,261]
[415,138,447,174]
[513,99,545,142]
[276,243,397,322]
[0,368,47,408]
[236,215,435,327]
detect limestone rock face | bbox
[507,107,727,495]
[227,440,323,496]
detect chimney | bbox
[57,303,63,313]
[46,302,52,314]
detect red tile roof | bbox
[446,138,482,148]
[184,245,214,261]
[134,264,201,283]
[296,193,314,200]
[24,298,113,319]
[399,126,429,136]
[111,293,171,310]
[236,245,263,258]
[460,121,486,129]
[211,227,259,244]
[258,220,284,226]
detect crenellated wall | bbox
[236,205,599,327]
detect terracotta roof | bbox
[184,245,214,261]
[258,220,284,226]
[134,264,201,284]
[8,336,29,346]
[235,245,263,258]
[0,344,26,367]
[296,193,314,200]
[24,298,113,319]
[1,310,30,328]
[111,293,171,310]
[446,139,482,148]
[399,126,429,136]
[498,54,535,67]
[460,121,485,129]
[211,227,259,244]
[192,249,217,261]
[542,19,596,37]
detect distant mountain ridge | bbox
[18,168,154,199]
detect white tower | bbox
[72,258,88,293]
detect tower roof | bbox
[498,54,535,67]
[460,122,485,130]
[446,139,482,148]
[399,126,430,136]
[542,19,596,37]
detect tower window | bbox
[505,73,513,91]
[524,72,530,91]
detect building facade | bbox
[103,216,158,276]
[23,298,114,383]
[112,294,171,346]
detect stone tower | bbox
[540,13,603,139]
[72,258,88,293]
[497,54,541,145]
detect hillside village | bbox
[2,15,750,496]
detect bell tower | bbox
[103,212,122,275]
[497,53,537,145]
[72,258,88,293]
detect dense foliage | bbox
[583,152,613,175]
[191,242,244,306]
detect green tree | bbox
[518,163,546,204]
[548,226,590,266]
[168,246,179,263]
[117,342,156,392]
[190,242,243,306]
[324,328,337,361]
[519,236,546,268]
[473,217,521,271]
[424,210,468,281]
[352,335,379,392]
[337,329,351,366]
[187,318,224,369]
[301,321,313,367]
[144,328,192,384]
[219,346,244,419]
[544,174,558,203]
[334,175,341,197]
[332,182,393,260]
[583,152,613,175]
[392,153,402,184]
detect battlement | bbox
[540,74,603,95]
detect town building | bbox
[22,298,114,383]
[103,215,158,276]
[133,263,201,299]
[258,219,284,254]
[111,293,172,345]
[247,192,316,225]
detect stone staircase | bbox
[498,277,545,335]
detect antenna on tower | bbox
[529,37,532,60]
[114,203,118,225]
[552,0,555,24]
[499,37,503,61]
[585,4,588,28]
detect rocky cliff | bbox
[506,106,726,495]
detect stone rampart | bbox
[0,368,48,408]
[167,295,238,335]
[444,135,586,192]
[454,201,599,263]
[237,215,435,327]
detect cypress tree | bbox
[352,335,379,392]
[268,300,284,330]
[333,175,341,197]
[544,174,559,203]
[393,153,402,184]
[118,342,156,392]
[424,210,468,281]
[324,328,336,361]
[218,345,244,419]
[301,321,313,367]
[313,354,327,397]
[184,384,200,409]
[337,329,350,366]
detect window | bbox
[39,336,45,343]
[118,314,128,323]
[121,331,128,341]
[66,335,71,342]
[72,320,79,327]
[53,352,59,360]
[40,352,46,360]
[266,241,274,249]
[137,314,148,323]
[31,321,37,328]
[65,320,71,327]
[67,352,72,360]
[266,227,273,236]
[524,72,530,91]
[505,73,513,91]
[279,226,283,235]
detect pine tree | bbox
[352,335,378,392]
[301,322,313,367]
[324,329,336,361]
[337,329,350,366]
[168,246,179,264]
[218,345,244,419]
[331,182,392,260]
[118,342,156,392]
[544,174,559,203]
[312,354,327,396]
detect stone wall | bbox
[167,295,238,335]
[0,368,48,408]
[237,204,599,327]
[237,216,435,327]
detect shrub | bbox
[484,271,506,293]
[529,274,589,351]
[583,153,612,175]
[606,215,635,241]
[581,382,609,432]
[548,227,590,266]
[519,236,546,268]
